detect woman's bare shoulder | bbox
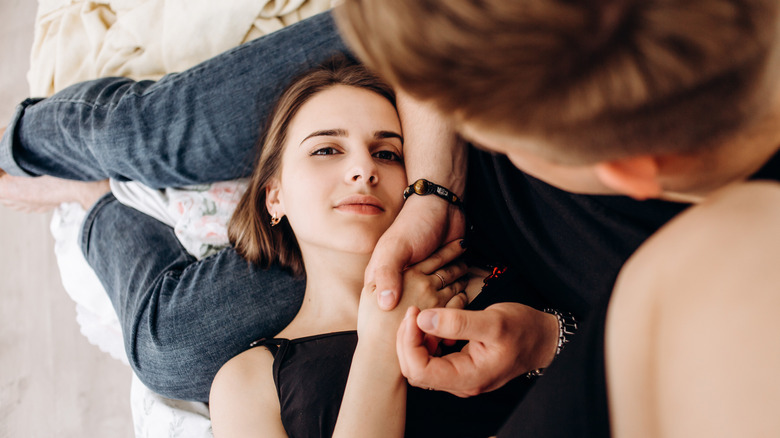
[210,346,285,437]
[213,346,277,392]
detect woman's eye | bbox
[311,147,339,156]
[374,150,403,162]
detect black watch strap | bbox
[403,179,464,210]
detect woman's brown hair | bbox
[337,0,779,164]
[228,56,396,275]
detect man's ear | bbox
[594,155,663,200]
[265,179,284,217]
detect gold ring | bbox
[434,272,446,289]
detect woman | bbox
[207,57,465,437]
[1,57,536,436]
[208,57,544,437]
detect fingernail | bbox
[459,239,468,249]
[379,290,394,308]
[417,311,438,331]
[404,307,415,320]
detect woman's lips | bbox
[334,204,384,214]
[334,194,384,215]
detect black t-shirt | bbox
[465,147,690,318]
[480,147,780,437]
[258,147,780,437]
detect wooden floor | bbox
[0,2,134,437]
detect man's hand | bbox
[396,303,559,397]
[365,194,465,310]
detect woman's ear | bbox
[594,155,663,200]
[265,179,284,218]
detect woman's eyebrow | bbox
[300,129,348,145]
[374,131,404,144]
[299,129,404,145]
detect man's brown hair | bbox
[338,0,779,163]
[228,56,396,275]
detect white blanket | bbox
[30,0,335,95]
[33,0,335,436]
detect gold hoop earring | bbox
[270,215,281,227]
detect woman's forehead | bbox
[287,85,402,143]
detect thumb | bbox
[365,238,411,311]
[373,264,403,310]
[416,308,492,342]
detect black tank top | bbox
[259,332,357,438]
[254,268,535,438]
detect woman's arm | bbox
[0,12,349,187]
[210,348,287,438]
[333,240,469,437]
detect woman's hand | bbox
[358,239,469,345]
[365,195,466,310]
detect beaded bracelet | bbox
[403,179,464,210]
[525,308,578,378]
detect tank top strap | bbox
[248,337,286,356]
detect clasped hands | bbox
[363,195,559,397]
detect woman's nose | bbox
[346,155,378,184]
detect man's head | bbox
[338,0,780,197]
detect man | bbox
[338,0,780,435]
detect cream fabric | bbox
[29,0,336,96]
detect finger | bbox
[441,291,467,347]
[403,350,482,397]
[415,239,466,274]
[422,333,441,355]
[397,306,425,374]
[427,271,466,306]
[398,309,441,384]
[399,308,486,396]
[439,290,464,349]
[431,261,469,289]
[444,291,468,309]
[366,238,412,311]
[416,308,497,343]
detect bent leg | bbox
[81,194,305,401]
[0,11,350,187]
[606,182,780,437]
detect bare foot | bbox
[0,172,110,213]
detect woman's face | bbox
[269,85,406,255]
